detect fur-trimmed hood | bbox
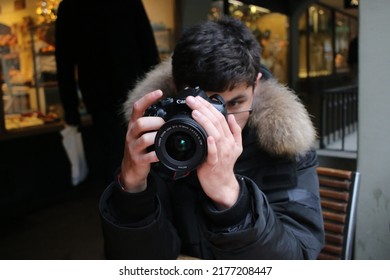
[122,59,316,157]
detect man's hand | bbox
[120,90,165,193]
[186,95,243,209]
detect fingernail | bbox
[186,96,196,104]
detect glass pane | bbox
[335,12,350,73]
[308,4,333,77]
[0,2,63,132]
[298,11,308,78]
[347,17,358,83]
[227,0,289,83]
[209,0,225,20]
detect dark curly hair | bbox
[172,17,261,93]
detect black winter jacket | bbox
[99,60,324,259]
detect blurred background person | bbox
[55,0,160,184]
[347,36,358,84]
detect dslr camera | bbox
[144,87,227,176]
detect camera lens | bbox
[154,116,207,172]
[166,132,196,161]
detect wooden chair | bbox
[316,167,360,260]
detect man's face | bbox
[205,74,261,129]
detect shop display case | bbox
[298,3,358,79]
[0,23,62,139]
[30,23,60,115]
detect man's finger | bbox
[131,90,163,120]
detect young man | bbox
[99,17,324,259]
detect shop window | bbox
[298,12,308,78]
[335,12,349,73]
[143,0,175,60]
[209,0,289,84]
[209,0,224,20]
[299,4,358,79]
[335,12,357,73]
[0,1,62,133]
[308,4,333,78]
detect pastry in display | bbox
[5,111,60,130]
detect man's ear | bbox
[255,72,262,88]
[256,72,262,83]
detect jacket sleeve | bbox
[201,150,325,259]
[99,172,181,259]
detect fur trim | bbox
[122,59,176,121]
[122,59,316,157]
[249,79,317,157]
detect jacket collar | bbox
[122,59,316,157]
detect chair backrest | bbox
[316,167,360,260]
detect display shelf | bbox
[0,114,92,141]
[0,22,63,138]
[0,121,65,141]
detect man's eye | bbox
[228,101,240,107]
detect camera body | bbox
[144,87,226,175]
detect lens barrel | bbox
[154,115,207,172]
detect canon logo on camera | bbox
[176,99,186,105]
